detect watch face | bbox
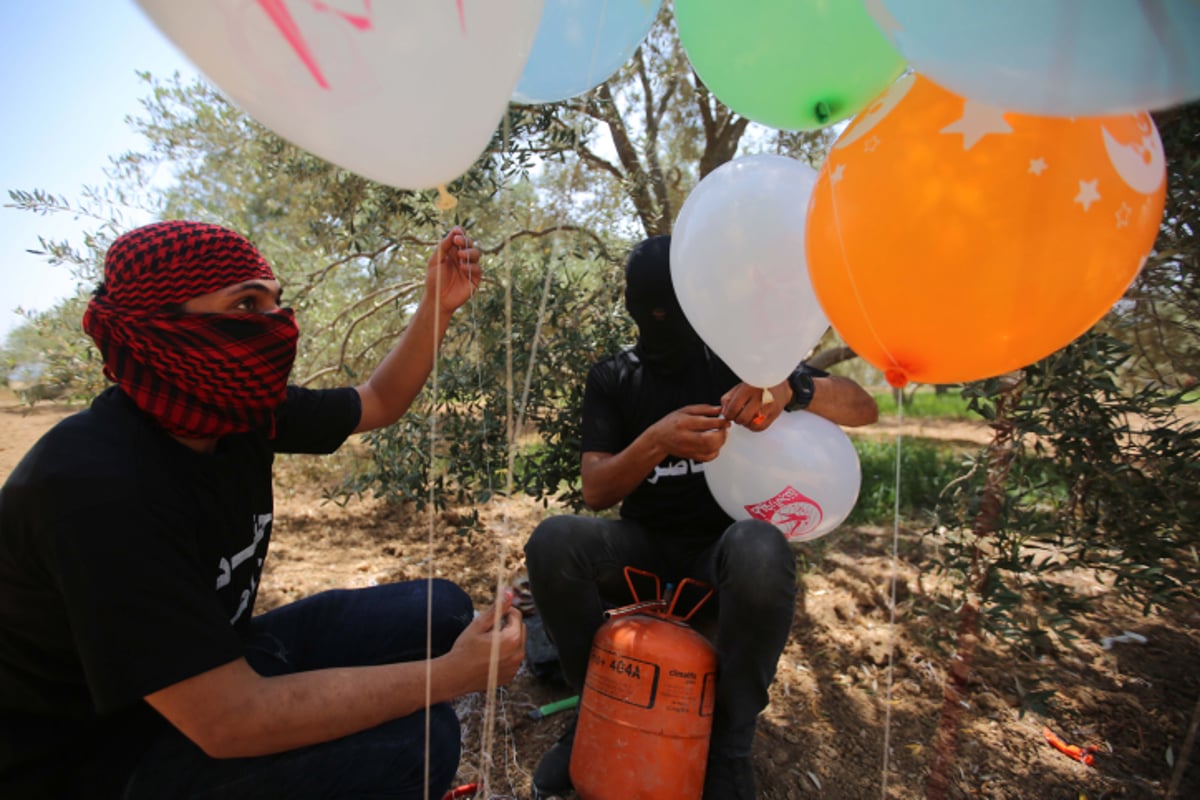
[788,373,814,410]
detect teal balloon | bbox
[868,0,1200,116]
[514,0,662,104]
[674,0,905,131]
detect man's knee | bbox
[524,515,584,569]
[429,579,475,653]
[425,703,463,789]
[429,579,474,625]
[370,702,462,793]
[720,520,796,588]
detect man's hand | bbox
[720,381,789,431]
[145,592,526,760]
[581,405,729,511]
[354,227,482,433]
[446,590,526,690]
[426,226,482,316]
[652,404,730,462]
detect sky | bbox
[0,0,202,341]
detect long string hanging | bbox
[478,176,562,798]
[458,210,508,795]
[515,244,557,437]
[820,102,908,795]
[477,109,518,796]
[475,241,512,795]
[880,392,904,798]
[476,98,591,793]
[423,221,447,800]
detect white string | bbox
[476,236,512,796]
[468,242,492,496]
[478,111,518,798]
[426,26,608,785]
[475,222,569,799]
[515,249,557,437]
[880,393,904,797]
[423,230,445,800]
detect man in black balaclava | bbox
[523,235,879,799]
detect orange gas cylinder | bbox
[569,568,717,800]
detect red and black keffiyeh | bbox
[82,220,299,440]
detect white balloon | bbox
[705,411,861,543]
[671,154,829,389]
[135,0,545,190]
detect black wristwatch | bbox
[785,371,816,411]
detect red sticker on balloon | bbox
[744,486,824,542]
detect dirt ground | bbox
[3,392,1198,800]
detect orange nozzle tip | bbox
[885,368,908,389]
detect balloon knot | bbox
[814,101,832,125]
[885,367,908,389]
[434,185,459,211]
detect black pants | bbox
[121,580,473,799]
[524,516,796,757]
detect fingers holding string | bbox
[450,226,483,294]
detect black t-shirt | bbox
[0,385,360,798]
[582,347,826,540]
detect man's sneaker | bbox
[532,715,577,799]
[702,754,756,800]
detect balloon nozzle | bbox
[434,184,459,211]
[885,368,908,389]
[814,100,832,125]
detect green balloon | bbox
[675,0,906,131]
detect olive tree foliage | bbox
[1115,102,1200,387]
[929,103,1200,652]
[0,295,107,404]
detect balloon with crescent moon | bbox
[1101,123,1166,196]
[833,72,915,151]
[805,75,1167,388]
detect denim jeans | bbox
[122,579,474,799]
[523,517,796,758]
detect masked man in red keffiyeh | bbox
[0,220,525,800]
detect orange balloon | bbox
[805,74,1166,388]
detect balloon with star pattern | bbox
[805,74,1167,388]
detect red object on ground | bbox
[1043,726,1098,766]
[441,783,479,800]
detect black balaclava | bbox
[624,235,706,375]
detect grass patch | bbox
[849,437,969,525]
[872,389,979,420]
